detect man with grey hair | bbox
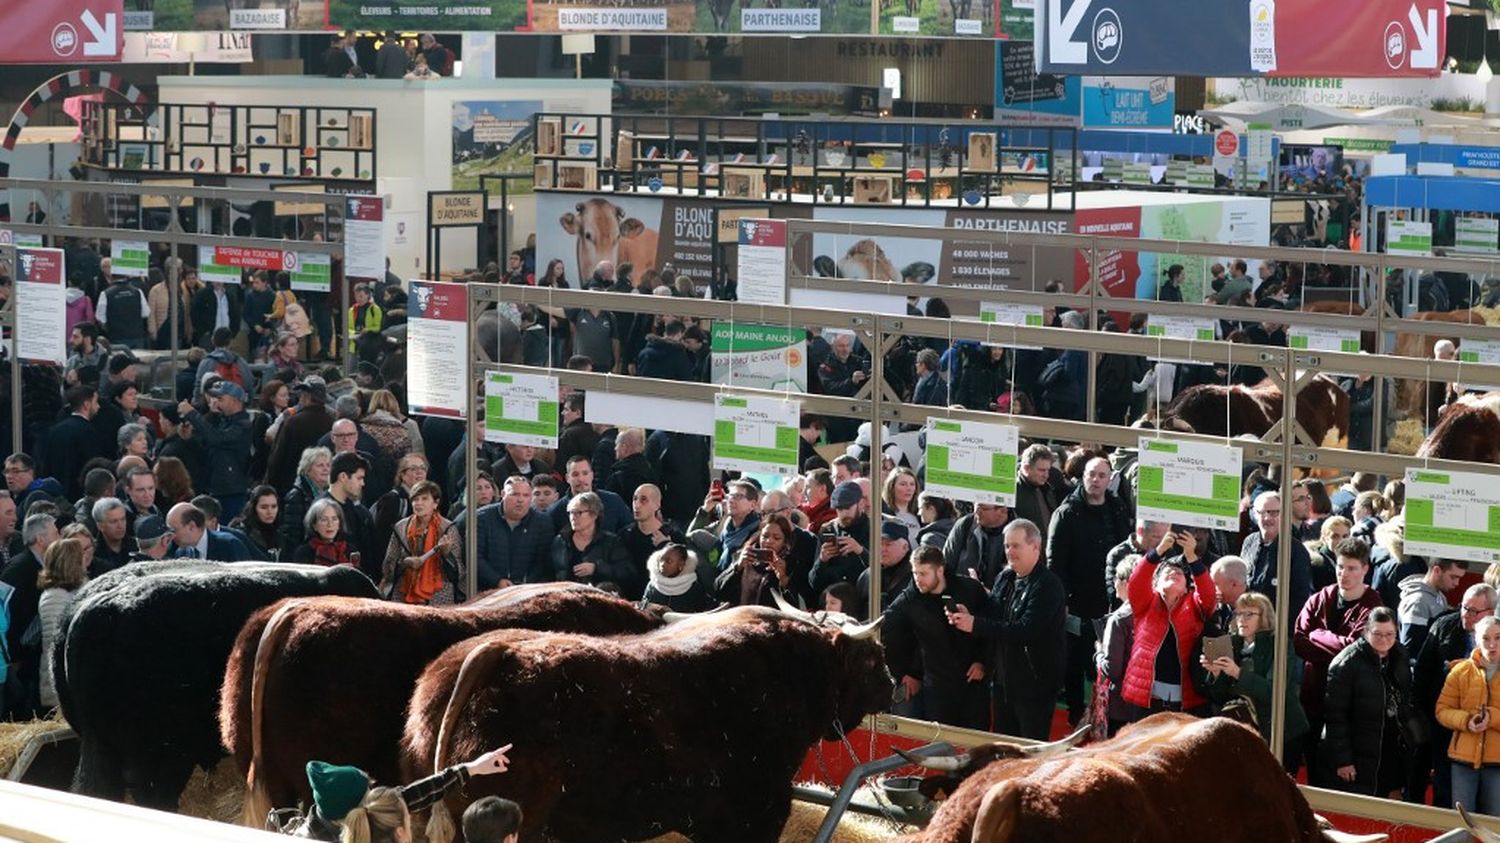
[949,518,1066,739]
[0,512,61,717]
[1206,555,1250,638]
[912,347,947,407]
[91,496,135,575]
[1241,490,1312,626]
[1414,581,1500,805]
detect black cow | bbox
[53,561,377,810]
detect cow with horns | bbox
[896,713,1386,843]
[54,561,379,810]
[401,603,893,843]
[221,582,663,827]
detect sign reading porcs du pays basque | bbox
[1037,0,1444,77]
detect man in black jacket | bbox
[1011,443,1066,559]
[1411,583,1498,807]
[634,320,695,381]
[180,381,253,518]
[603,428,656,503]
[815,333,867,442]
[1046,456,1131,727]
[940,502,1011,588]
[882,544,989,728]
[0,513,60,718]
[45,385,105,501]
[950,518,1066,739]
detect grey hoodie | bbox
[193,347,254,402]
[1397,573,1449,653]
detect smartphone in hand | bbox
[942,595,956,613]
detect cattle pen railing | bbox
[472,229,1500,835]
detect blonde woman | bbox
[37,537,89,710]
[361,389,423,465]
[1196,591,1308,746]
[1436,615,1500,812]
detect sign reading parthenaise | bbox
[484,371,559,448]
[1404,468,1500,564]
[1136,437,1242,530]
[925,418,1019,506]
[712,394,799,477]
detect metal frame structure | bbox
[466,222,1500,834]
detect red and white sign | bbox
[0,0,123,64]
[407,281,470,419]
[344,195,386,281]
[1214,130,1240,158]
[210,246,295,271]
[1271,0,1444,77]
[15,247,67,365]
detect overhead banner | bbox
[710,323,807,392]
[484,371,559,449]
[0,0,123,63]
[536,192,723,288]
[1405,468,1500,565]
[15,247,67,365]
[408,281,470,419]
[1037,0,1444,77]
[1136,438,1243,531]
[614,81,880,116]
[924,419,1019,506]
[1081,77,1174,129]
[344,195,386,281]
[712,394,800,477]
[131,0,317,30]
[120,32,252,62]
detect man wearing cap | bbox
[180,381,253,519]
[810,481,870,597]
[167,502,253,562]
[265,376,335,493]
[856,520,914,613]
[131,514,175,562]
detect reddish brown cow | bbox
[1156,374,1349,449]
[1393,309,1489,417]
[899,713,1384,843]
[221,583,662,826]
[559,198,659,282]
[1416,392,1500,464]
[401,606,892,843]
[825,238,898,281]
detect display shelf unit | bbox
[528,111,1074,210]
[80,101,378,182]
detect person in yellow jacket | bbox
[1436,615,1500,813]
[347,282,384,343]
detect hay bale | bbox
[178,757,247,824]
[1472,305,1500,327]
[0,712,68,778]
[1388,417,1425,456]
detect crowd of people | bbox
[0,238,1489,821]
[322,32,456,80]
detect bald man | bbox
[604,428,657,502]
[619,482,684,600]
[1046,455,1131,727]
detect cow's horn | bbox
[893,746,970,772]
[1319,832,1388,843]
[1019,722,1091,757]
[662,611,693,625]
[843,616,884,640]
[772,589,815,622]
[1458,803,1500,843]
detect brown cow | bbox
[559,198,659,283]
[898,713,1385,843]
[1393,309,1489,417]
[819,238,898,281]
[401,605,892,843]
[221,583,662,826]
[1155,374,1350,449]
[1416,391,1500,464]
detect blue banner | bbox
[1038,0,1251,75]
[994,40,1080,125]
[1080,78,1174,129]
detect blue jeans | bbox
[1450,762,1500,814]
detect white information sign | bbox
[1386,219,1432,257]
[344,196,387,281]
[484,371,559,449]
[1456,217,1499,253]
[924,418,1019,506]
[1458,339,1500,393]
[735,218,787,305]
[712,394,800,477]
[15,247,67,365]
[197,246,243,285]
[407,280,469,419]
[110,239,150,277]
[1136,437,1243,531]
[978,301,1045,329]
[1288,325,1361,354]
[1405,467,1500,564]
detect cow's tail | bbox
[242,599,308,829]
[425,639,506,843]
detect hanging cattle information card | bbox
[484,372,559,449]
[1136,438,1242,531]
[713,394,800,477]
[1404,468,1500,565]
[924,419,1018,506]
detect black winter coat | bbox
[1322,638,1414,795]
[1412,610,1468,727]
[882,574,989,686]
[1045,486,1131,620]
[973,565,1068,697]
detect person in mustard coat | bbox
[1436,615,1500,814]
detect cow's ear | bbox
[620,218,645,238]
[561,212,578,235]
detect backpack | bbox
[213,358,246,388]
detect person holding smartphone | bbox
[882,545,988,728]
[1119,529,1216,718]
[810,481,869,597]
[1435,615,1500,812]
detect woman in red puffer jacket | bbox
[1123,529,1217,716]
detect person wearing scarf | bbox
[292,498,357,568]
[382,480,462,605]
[642,544,714,612]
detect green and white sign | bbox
[484,371,559,449]
[289,251,332,293]
[1405,468,1500,565]
[197,246,243,285]
[712,394,800,477]
[1136,437,1242,531]
[924,418,1019,506]
[1122,162,1152,185]
[1386,219,1432,257]
[1457,339,1500,393]
[1187,164,1216,187]
[1288,325,1360,354]
[1455,217,1499,253]
[1145,315,1216,342]
[111,240,150,277]
[710,323,807,391]
[979,301,1045,328]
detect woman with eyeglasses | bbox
[1321,607,1416,797]
[292,497,358,568]
[550,491,631,591]
[383,480,462,605]
[1195,591,1308,747]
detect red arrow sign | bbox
[0,0,123,64]
[1271,0,1444,77]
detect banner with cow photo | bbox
[536,192,727,288]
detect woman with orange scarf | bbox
[381,480,463,605]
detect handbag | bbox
[1400,712,1430,750]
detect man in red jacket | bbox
[1292,535,1381,784]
